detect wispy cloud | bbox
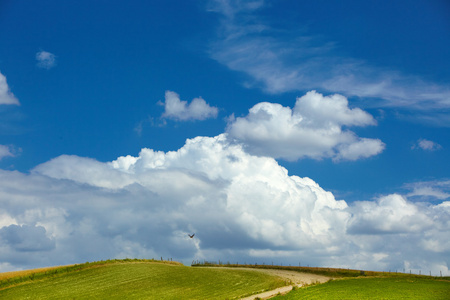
[134,116,157,136]
[0,72,20,105]
[36,50,56,69]
[411,139,442,151]
[160,91,219,121]
[207,0,450,113]
[0,145,15,160]
[405,179,450,201]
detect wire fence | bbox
[190,259,448,277]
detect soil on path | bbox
[236,268,331,300]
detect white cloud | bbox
[334,138,385,162]
[161,91,219,121]
[0,72,20,105]
[227,91,385,161]
[405,180,450,201]
[0,212,17,228]
[412,139,442,151]
[348,194,434,235]
[33,155,133,189]
[207,0,450,113]
[0,135,448,274]
[408,187,450,200]
[0,145,15,160]
[36,50,56,69]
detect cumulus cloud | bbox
[0,225,55,252]
[348,194,434,235]
[412,138,442,151]
[36,50,56,69]
[0,135,448,274]
[334,138,385,161]
[227,91,385,161]
[207,0,450,113]
[161,91,219,121]
[0,72,20,105]
[33,155,133,189]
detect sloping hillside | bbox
[0,259,286,299]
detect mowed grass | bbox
[0,261,286,299]
[272,277,450,300]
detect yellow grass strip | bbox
[0,265,74,281]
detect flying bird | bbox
[188,233,195,238]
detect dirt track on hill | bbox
[236,268,331,300]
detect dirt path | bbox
[237,268,331,300]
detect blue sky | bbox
[0,0,449,273]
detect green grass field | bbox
[0,260,286,299]
[195,263,450,299]
[272,277,450,300]
[2,260,449,299]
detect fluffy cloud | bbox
[36,51,56,69]
[412,139,442,151]
[0,72,20,105]
[161,91,219,121]
[348,194,434,234]
[227,91,385,161]
[334,138,386,161]
[0,135,448,274]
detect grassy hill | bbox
[272,277,450,300]
[0,259,286,299]
[2,259,449,299]
[194,263,450,299]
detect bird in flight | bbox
[188,233,195,238]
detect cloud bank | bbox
[227,91,385,161]
[0,72,20,105]
[0,134,448,274]
[161,91,219,121]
